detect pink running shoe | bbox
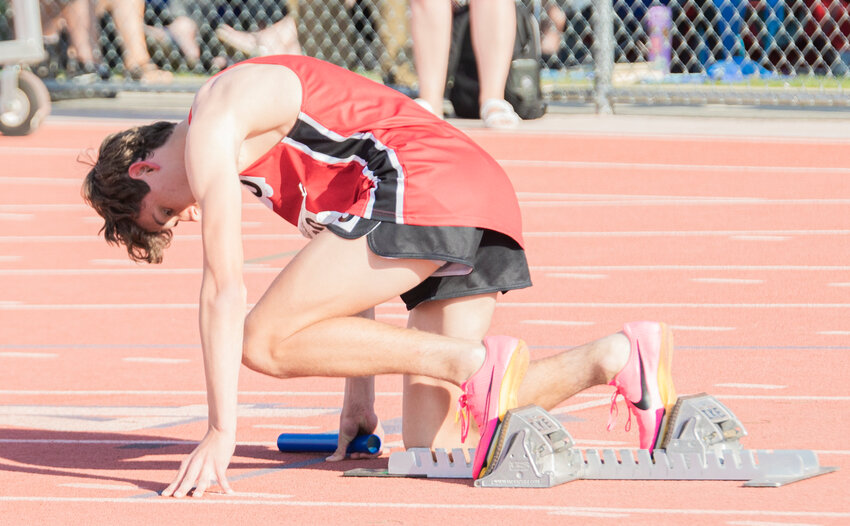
[456,336,529,479]
[608,321,677,451]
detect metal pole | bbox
[0,0,46,65]
[591,0,614,114]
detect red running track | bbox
[0,119,848,525]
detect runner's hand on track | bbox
[161,427,236,498]
[326,410,384,461]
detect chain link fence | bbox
[2,0,848,108]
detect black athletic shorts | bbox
[326,217,532,310]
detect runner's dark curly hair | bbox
[81,121,176,264]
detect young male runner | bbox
[82,55,677,498]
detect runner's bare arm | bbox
[327,308,383,461]
[161,64,303,498]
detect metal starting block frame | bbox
[387,394,837,488]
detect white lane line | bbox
[818,330,850,335]
[4,144,846,173]
[0,264,847,276]
[0,405,334,432]
[0,405,337,418]
[251,424,320,430]
[521,320,595,326]
[718,394,850,401]
[0,203,271,211]
[729,235,788,241]
[829,282,850,287]
[1,302,847,311]
[496,302,849,309]
[0,439,277,447]
[0,303,200,310]
[218,493,293,499]
[498,159,850,175]
[0,268,203,275]
[524,230,850,238]
[78,218,274,229]
[727,522,821,526]
[0,204,85,211]
[89,259,146,266]
[0,497,846,518]
[2,197,848,210]
[122,357,191,364]
[0,390,391,396]
[59,483,141,491]
[691,278,764,284]
[715,383,786,390]
[0,352,58,358]
[0,177,82,185]
[0,213,33,221]
[14,438,837,455]
[2,230,848,244]
[0,234,302,243]
[545,273,608,279]
[671,326,736,332]
[0,147,86,156]
[0,255,21,262]
[548,510,630,518]
[532,265,850,271]
[549,398,611,414]
[521,199,850,207]
[0,390,846,402]
[515,192,849,203]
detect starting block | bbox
[386,394,837,488]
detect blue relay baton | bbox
[276,433,381,454]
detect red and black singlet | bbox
[203,55,524,246]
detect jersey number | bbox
[239,175,274,209]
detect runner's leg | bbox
[241,231,485,383]
[518,332,631,409]
[403,293,498,449]
[402,296,632,449]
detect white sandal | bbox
[414,98,443,119]
[480,98,520,129]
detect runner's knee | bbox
[241,312,298,377]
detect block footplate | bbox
[386,394,837,488]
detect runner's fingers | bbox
[326,432,353,462]
[162,456,191,496]
[348,450,381,460]
[173,457,204,498]
[325,445,348,462]
[192,469,212,498]
[215,465,234,494]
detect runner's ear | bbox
[128,160,160,179]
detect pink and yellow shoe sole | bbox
[472,339,529,479]
[651,322,678,449]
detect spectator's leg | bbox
[255,16,301,55]
[99,0,172,82]
[541,2,566,58]
[409,0,452,117]
[61,0,98,65]
[470,0,518,127]
[469,0,515,107]
[216,16,300,57]
[378,0,417,87]
[168,16,201,67]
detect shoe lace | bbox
[606,391,632,433]
[455,393,471,443]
